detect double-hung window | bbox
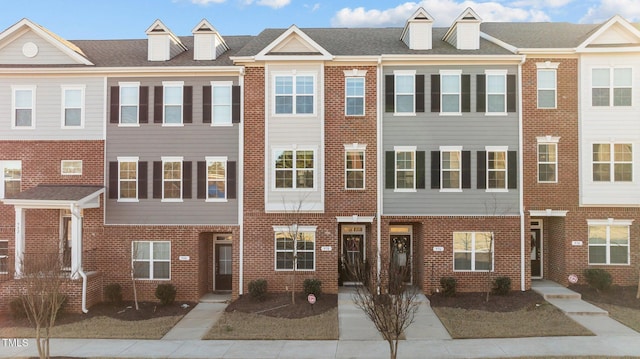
[132,241,170,280]
[395,147,415,191]
[453,232,493,271]
[206,156,226,200]
[12,86,35,128]
[118,157,138,200]
[487,148,507,190]
[345,145,365,190]
[0,240,7,274]
[0,161,21,199]
[162,157,183,200]
[212,81,232,125]
[395,72,415,114]
[592,143,632,182]
[274,74,314,114]
[274,149,314,189]
[61,160,82,176]
[441,71,461,114]
[486,71,506,114]
[592,68,632,107]
[119,83,140,125]
[274,226,316,271]
[537,68,557,108]
[163,82,183,125]
[537,142,558,183]
[441,147,461,191]
[345,77,365,116]
[61,85,84,127]
[588,220,630,265]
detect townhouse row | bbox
[1,8,639,312]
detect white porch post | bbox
[14,207,25,277]
[70,204,83,279]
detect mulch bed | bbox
[0,300,195,328]
[225,292,337,319]
[428,290,546,312]
[569,285,640,309]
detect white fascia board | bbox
[255,25,333,61]
[0,66,244,75]
[517,48,576,55]
[479,32,518,54]
[254,54,333,61]
[576,46,640,53]
[577,15,640,51]
[380,54,524,63]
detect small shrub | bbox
[492,276,511,295]
[303,278,322,297]
[9,297,27,319]
[439,277,457,297]
[248,279,267,301]
[104,283,122,304]
[155,283,177,305]
[584,268,612,291]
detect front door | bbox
[61,213,72,269]
[531,221,542,278]
[390,225,412,284]
[215,244,232,291]
[340,225,365,283]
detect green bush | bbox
[303,278,322,297]
[104,283,122,304]
[155,283,177,305]
[248,279,267,301]
[9,297,27,319]
[492,276,512,295]
[439,277,457,297]
[584,268,612,291]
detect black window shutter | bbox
[138,161,148,199]
[461,74,471,113]
[415,75,425,113]
[153,161,162,198]
[108,161,118,199]
[202,86,212,124]
[507,74,517,112]
[139,86,149,124]
[430,151,440,189]
[477,151,486,189]
[462,151,471,189]
[476,75,486,112]
[183,86,193,124]
[197,161,206,199]
[183,161,192,199]
[110,87,119,124]
[430,75,440,112]
[385,151,395,189]
[385,75,394,113]
[416,151,425,189]
[154,86,163,124]
[232,85,241,123]
[508,151,517,189]
[227,161,237,199]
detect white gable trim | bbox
[0,18,93,65]
[443,7,482,43]
[191,19,229,52]
[400,7,435,41]
[145,19,187,51]
[255,25,332,61]
[576,15,640,52]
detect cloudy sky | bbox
[1,0,638,39]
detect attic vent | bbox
[415,15,428,20]
[150,28,165,32]
[198,26,213,32]
[463,15,477,20]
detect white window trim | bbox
[61,85,85,129]
[345,77,366,117]
[394,145,417,193]
[453,232,494,272]
[118,82,140,127]
[132,241,171,280]
[162,81,184,126]
[205,156,228,202]
[0,160,21,200]
[211,81,233,127]
[592,142,633,183]
[117,156,139,202]
[271,147,317,191]
[536,67,557,109]
[591,67,633,108]
[536,137,560,183]
[161,156,183,202]
[272,72,317,116]
[344,143,367,190]
[393,70,416,115]
[61,160,83,176]
[11,85,36,129]
[485,70,508,116]
[273,225,317,272]
[440,145,462,192]
[587,219,632,266]
[0,240,8,274]
[439,70,462,116]
[486,146,508,192]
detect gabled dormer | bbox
[443,7,482,50]
[255,25,332,61]
[145,19,187,62]
[0,18,93,65]
[192,19,229,61]
[401,7,434,50]
[576,15,640,52]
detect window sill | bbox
[162,123,184,127]
[117,199,139,203]
[453,269,493,273]
[211,123,233,127]
[61,126,85,129]
[161,199,184,203]
[587,263,630,266]
[11,126,35,130]
[440,189,463,193]
[439,112,462,116]
[345,114,365,117]
[484,112,508,116]
[275,269,316,272]
[537,181,558,184]
[486,189,509,193]
[134,278,171,281]
[345,187,366,191]
[206,198,228,203]
[393,112,416,117]
[118,123,140,127]
[394,189,417,193]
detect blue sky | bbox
[1,0,639,39]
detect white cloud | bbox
[511,0,574,8]
[257,0,291,8]
[191,0,226,4]
[331,0,552,28]
[580,0,640,23]
[305,3,321,12]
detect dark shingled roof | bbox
[7,185,104,201]
[480,22,600,48]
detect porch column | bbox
[14,207,25,277]
[70,204,83,279]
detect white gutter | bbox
[70,205,88,313]
[376,56,383,295]
[518,55,526,292]
[0,66,245,75]
[238,69,245,295]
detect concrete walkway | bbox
[2,283,640,358]
[161,292,230,340]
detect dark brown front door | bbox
[341,234,364,282]
[531,228,541,278]
[391,235,411,283]
[215,244,232,291]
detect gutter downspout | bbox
[239,68,245,295]
[71,205,88,313]
[518,54,527,292]
[376,56,382,295]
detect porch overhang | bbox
[336,215,375,223]
[1,185,104,209]
[529,209,568,217]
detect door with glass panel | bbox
[215,244,232,291]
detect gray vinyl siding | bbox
[0,31,81,65]
[0,76,104,140]
[105,76,240,225]
[383,65,519,216]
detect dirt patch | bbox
[428,290,546,312]
[569,285,640,309]
[225,292,337,319]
